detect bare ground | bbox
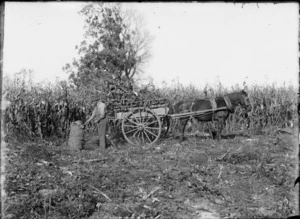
[3,127,299,219]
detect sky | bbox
[3,2,299,89]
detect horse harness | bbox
[209,98,217,121]
[177,95,233,122]
[209,95,233,121]
[186,101,195,121]
[223,95,233,112]
[209,98,217,111]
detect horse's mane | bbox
[217,90,247,98]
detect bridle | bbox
[242,94,251,108]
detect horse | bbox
[168,90,252,141]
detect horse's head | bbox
[227,90,252,112]
[240,90,252,112]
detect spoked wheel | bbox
[122,107,162,146]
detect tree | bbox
[63,3,153,91]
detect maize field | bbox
[2,80,297,141]
[3,81,100,141]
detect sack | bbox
[68,120,84,150]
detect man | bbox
[83,97,108,149]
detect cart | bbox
[104,79,229,146]
[107,96,229,146]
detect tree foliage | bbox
[64,3,153,90]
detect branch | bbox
[89,184,112,202]
[73,158,106,163]
[216,147,234,161]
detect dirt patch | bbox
[3,129,299,218]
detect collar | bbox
[223,95,233,112]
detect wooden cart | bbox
[107,98,169,146]
[107,97,228,146]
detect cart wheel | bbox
[122,107,162,146]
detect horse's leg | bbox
[178,118,189,142]
[244,112,251,129]
[162,115,171,137]
[216,112,228,140]
[207,114,217,139]
[216,118,224,140]
[208,120,217,139]
[211,128,217,139]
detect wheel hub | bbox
[138,124,144,131]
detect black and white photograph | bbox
[1,2,299,218]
